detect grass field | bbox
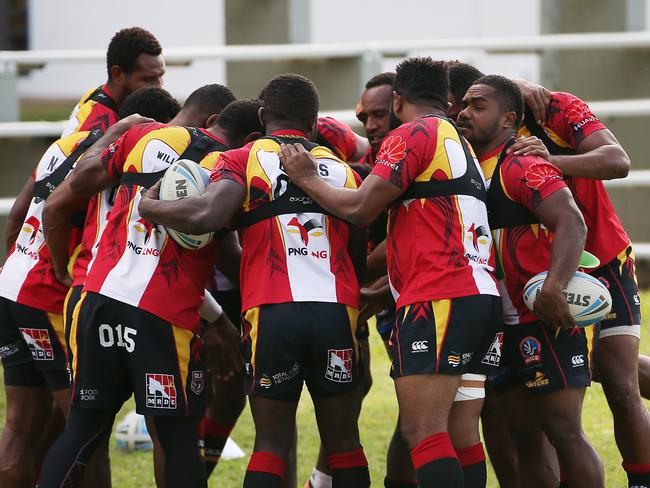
[1,293,649,487]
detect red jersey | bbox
[358,147,375,166]
[211,130,361,312]
[316,117,359,161]
[61,85,119,137]
[370,116,499,309]
[0,132,89,313]
[480,144,567,324]
[518,92,630,266]
[83,123,227,333]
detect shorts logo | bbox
[79,388,98,401]
[633,294,640,306]
[448,352,461,367]
[525,371,549,389]
[259,374,272,389]
[145,374,177,409]
[411,341,429,353]
[481,332,503,367]
[19,328,54,360]
[571,355,584,367]
[272,362,300,385]
[325,349,352,383]
[0,341,22,359]
[191,371,204,395]
[519,337,542,366]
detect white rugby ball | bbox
[160,159,213,250]
[523,271,612,327]
[114,410,153,452]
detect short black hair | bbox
[183,84,236,118]
[447,61,484,101]
[215,99,264,143]
[261,74,319,125]
[106,27,162,79]
[365,72,395,90]
[118,87,180,123]
[473,75,524,129]
[394,57,448,108]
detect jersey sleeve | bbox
[546,92,607,148]
[210,147,248,187]
[500,155,567,212]
[370,123,428,191]
[317,117,359,161]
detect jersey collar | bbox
[479,143,506,163]
[199,128,228,147]
[270,129,310,139]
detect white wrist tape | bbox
[199,291,223,323]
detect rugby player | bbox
[278,58,501,488]
[457,75,604,486]
[0,87,180,487]
[139,73,371,488]
[38,97,263,487]
[316,116,369,162]
[61,27,165,137]
[356,72,396,167]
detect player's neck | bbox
[205,125,230,147]
[105,80,124,107]
[265,121,309,137]
[474,131,516,159]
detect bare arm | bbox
[350,133,371,162]
[279,143,402,226]
[139,179,246,235]
[532,188,587,329]
[5,176,34,252]
[365,239,387,284]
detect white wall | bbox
[310,0,541,82]
[19,0,226,100]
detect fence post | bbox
[0,61,18,122]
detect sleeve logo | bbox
[565,98,596,126]
[376,135,407,169]
[524,162,562,190]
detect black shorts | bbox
[590,246,642,338]
[389,294,502,378]
[64,285,84,360]
[499,321,596,395]
[242,302,359,401]
[70,292,205,416]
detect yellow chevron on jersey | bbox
[415,118,470,183]
[57,131,92,158]
[199,150,225,172]
[518,125,572,150]
[123,126,193,174]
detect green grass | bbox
[1,294,649,487]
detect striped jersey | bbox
[0,131,89,313]
[370,115,499,309]
[211,130,361,312]
[83,123,227,333]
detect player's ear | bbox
[244,131,262,144]
[503,110,517,130]
[258,107,266,128]
[205,113,219,128]
[393,92,403,115]
[110,65,125,84]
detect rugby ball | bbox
[523,271,612,327]
[114,410,153,452]
[159,159,213,250]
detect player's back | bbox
[61,85,119,137]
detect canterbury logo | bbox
[571,355,584,366]
[411,341,428,352]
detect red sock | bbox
[410,432,457,470]
[623,462,650,488]
[410,433,462,488]
[327,447,370,487]
[198,418,235,476]
[456,442,485,467]
[246,451,286,479]
[456,443,486,488]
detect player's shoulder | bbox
[502,153,563,186]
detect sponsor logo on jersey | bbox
[0,340,22,359]
[448,351,461,367]
[467,223,489,253]
[19,328,54,360]
[272,362,300,385]
[79,388,99,401]
[127,219,161,256]
[287,217,324,246]
[22,216,41,246]
[145,374,177,409]
[524,162,562,190]
[325,348,352,383]
[525,371,549,389]
[519,336,542,366]
[259,374,272,389]
[571,355,585,367]
[376,135,407,169]
[481,332,503,367]
[411,340,428,353]
[191,370,204,395]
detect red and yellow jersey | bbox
[316,117,359,161]
[61,85,119,138]
[83,123,227,333]
[358,147,375,167]
[370,116,499,309]
[518,92,630,266]
[0,132,89,313]
[211,130,361,312]
[480,144,567,324]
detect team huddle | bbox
[0,26,649,488]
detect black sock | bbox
[457,442,487,488]
[384,477,418,488]
[623,462,650,488]
[39,407,115,488]
[154,416,205,487]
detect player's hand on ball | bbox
[508,136,551,160]
[138,180,162,220]
[203,314,244,380]
[534,284,577,330]
[278,143,318,185]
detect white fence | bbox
[1,31,649,258]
